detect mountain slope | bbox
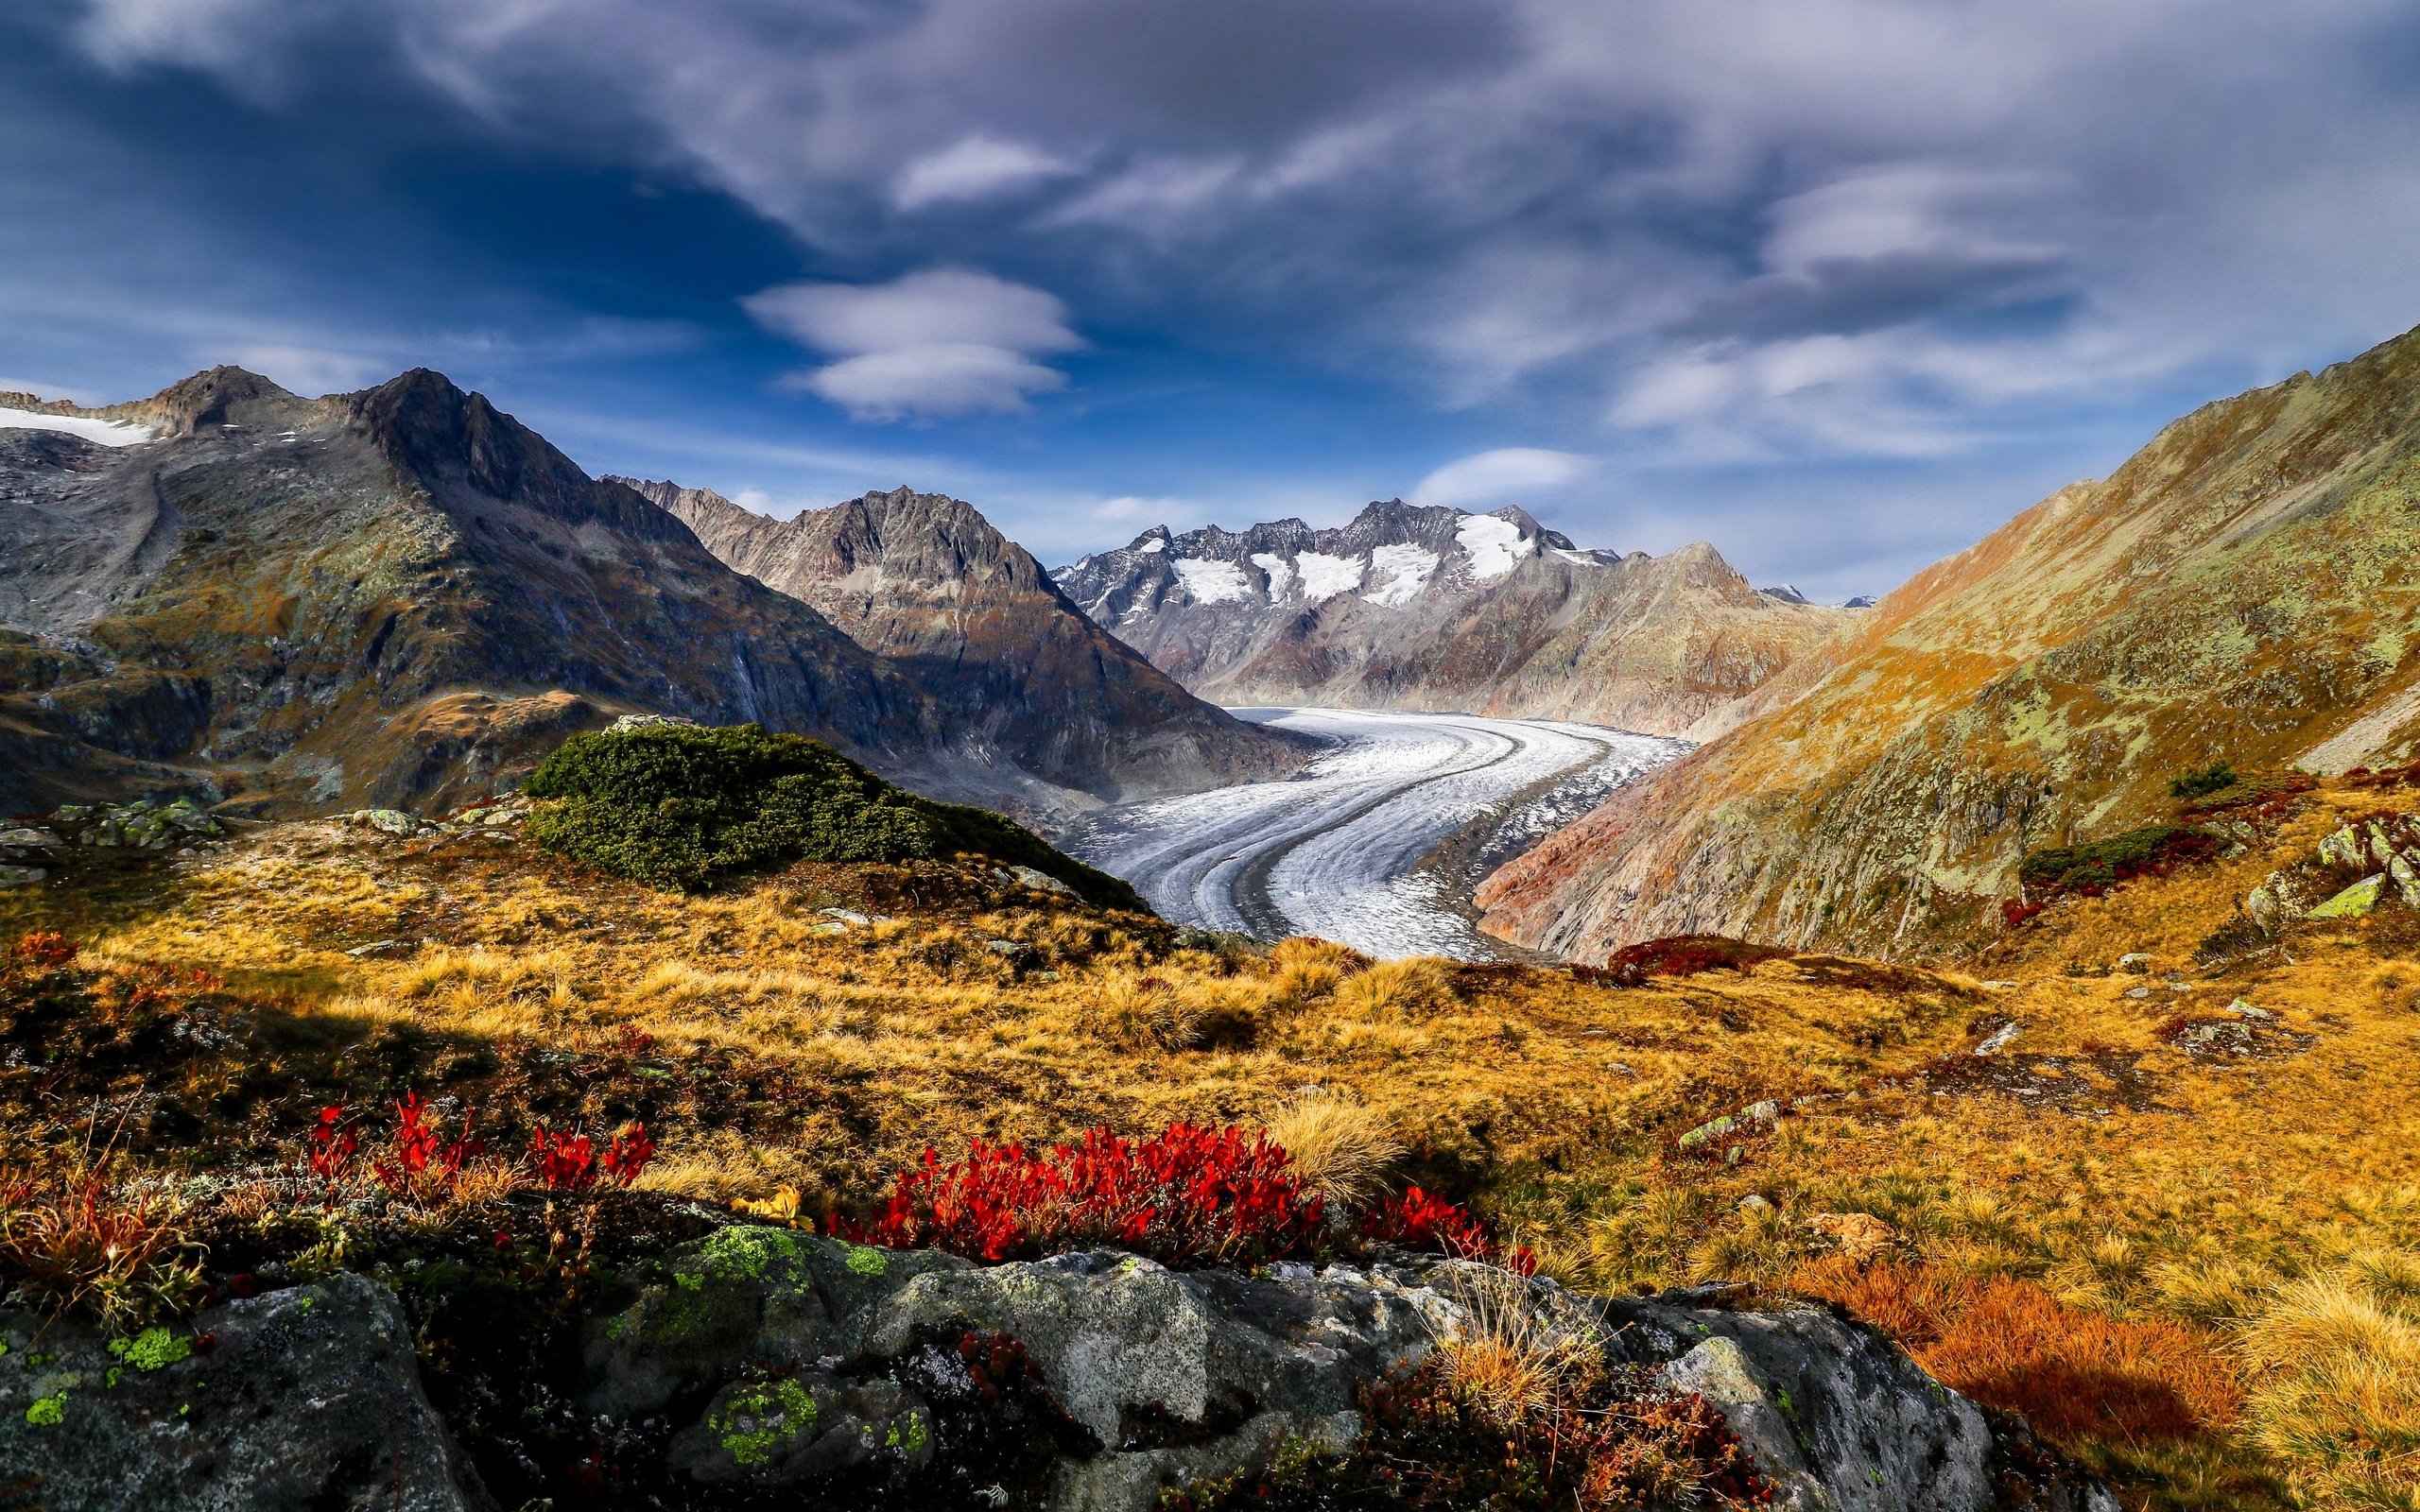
[616,480,1309,806]
[1478,320,2420,961]
[1053,501,1848,737]
[0,367,947,816]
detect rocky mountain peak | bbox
[104,366,305,438]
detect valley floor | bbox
[1062,706,1683,959]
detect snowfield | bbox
[1063,707,1685,960]
[1172,557,1251,604]
[0,408,155,447]
[1455,514,1534,579]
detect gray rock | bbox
[579,1229,2109,1512]
[0,1274,486,1511]
[1011,865,1078,897]
[0,865,43,887]
[2225,998,2274,1020]
[2116,953,2153,973]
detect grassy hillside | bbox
[8,767,2420,1505]
[1480,321,2420,962]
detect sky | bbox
[9,3,2420,601]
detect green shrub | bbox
[2017,824,2222,899]
[2169,761,2238,799]
[521,723,1145,909]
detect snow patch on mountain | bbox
[1457,514,1533,580]
[0,409,155,447]
[1362,544,1439,608]
[1252,552,1295,598]
[1173,557,1252,604]
[1297,551,1363,601]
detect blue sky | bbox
[9,1,2420,601]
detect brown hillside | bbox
[1480,321,2420,960]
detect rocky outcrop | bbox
[1052,503,1847,738]
[576,1228,2105,1512]
[617,480,1311,809]
[0,369,960,818]
[1481,319,2420,961]
[0,1274,487,1511]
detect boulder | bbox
[579,1228,2110,1512]
[2308,873,2386,919]
[0,1274,486,1511]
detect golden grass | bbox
[15,783,2420,1505]
[1263,1093,1400,1210]
[1430,1263,1600,1428]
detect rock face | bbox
[1052,502,1847,738]
[617,480,1310,808]
[0,1274,486,1512]
[579,1228,2105,1512]
[0,369,974,819]
[1481,319,2420,961]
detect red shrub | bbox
[1359,1184,1535,1274]
[528,1123,653,1191]
[307,1107,359,1192]
[849,1123,1324,1266]
[375,1091,481,1197]
[7,932,77,971]
[1999,899,2045,930]
[1594,935,1789,988]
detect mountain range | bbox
[0,368,1299,819]
[1052,502,1852,737]
[615,478,1310,805]
[1478,318,2420,960]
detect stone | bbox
[361,809,418,835]
[2225,998,2274,1020]
[567,1229,2109,1512]
[2308,873,2387,919]
[1738,1194,1775,1214]
[2319,826,2369,871]
[0,1275,484,1511]
[820,908,873,927]
[1011,865,1078,897]
[0,866,44,887]
[1675,1099,1782,1151]
[2125,987,2152,1000]
[2246,884,2285,932]
[0,828,55,849]
[2393,852,2420,907]
[2116,953,2153,973]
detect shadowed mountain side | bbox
[0,367,945,816]
[618,479,1314,807]
[1479,319,2420,963]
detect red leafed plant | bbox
[529,1124,655,1191]
[375,1091,482,1198]
[848,1123,1325,1266]
[307,1106,360,1193]
[7,931,77,972]
[1361,1184,1535,1275]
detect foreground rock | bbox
[0,1274,485,1512]
[580,1228,2111,1512]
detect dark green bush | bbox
[2017,824,2222,899]
[2169,761,2239,800]
[521,723,1145,910]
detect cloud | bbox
[893,136,1075,210]
[1411,448,1596,507]
[789,343,1069,421]
[743,268,1081,421]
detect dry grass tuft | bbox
[1429,1264,1599,1428]
[1264,1093,1400,1210]
[2240,1263,2420,1506]
[1335,956,1455,1019]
